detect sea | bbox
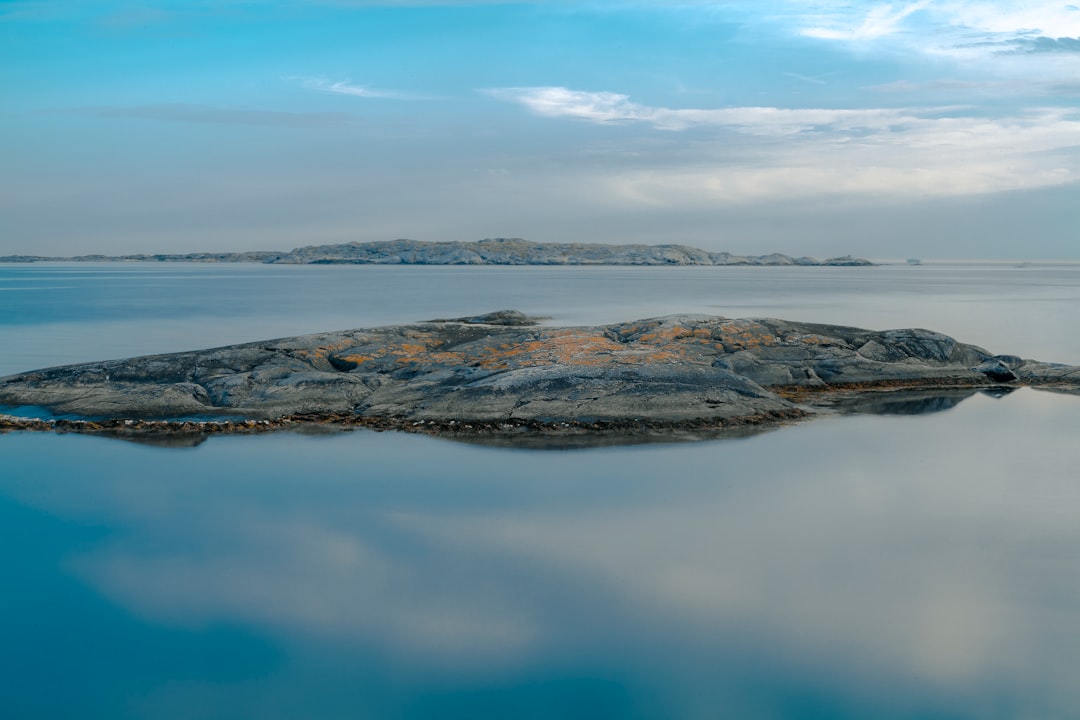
[2,262,1080,720]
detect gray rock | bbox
[974,358,1018,383]
[429,310,539,326]
[2,313,1076,431]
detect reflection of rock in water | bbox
[440,422,789,450]
[980,386,1017,399]
[99,432,209,449]
[827,389,979,416]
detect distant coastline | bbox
[0,238,872,267]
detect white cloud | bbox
[487,86,1080,203]
[937,0,1080,37]
[789,0,1080,60]
[485,86,918,133]
[801,0,932,41]
[290,75,427,100]
[865,78,1009,93]
[82,514,538,662]
[486,86,643,123]
[601,108,1080,203]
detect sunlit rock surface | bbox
[2,311,1078,431]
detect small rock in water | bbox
[974,358,1018,383]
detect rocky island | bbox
[0,238,872,266]
[2,311,1078,443]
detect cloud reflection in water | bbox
[4,388,1080,717]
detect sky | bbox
[2,0,1079,259]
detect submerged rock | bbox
[2,312,1078,437]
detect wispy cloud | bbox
[789,0,1080,61]
[486,85,1080,203]
[865,79,1009,94]
[484,86,915,133]
[291,76,430,100]
[784,72,828,85]
[55,104,357,128]
[936,1,1080,38]
[1013,36,1080,54]
[801,0,932,41]
[598,107,1080,204]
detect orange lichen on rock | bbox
[635,326,696,344]
[295,339,355,362]
[324,319,798,376]
[332,332,472,369]
[708,321,778,352]
[469,325,727,369]
[471,330,624,369]
[335,353,376,368]
[787,333,846,347]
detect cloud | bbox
[783,71,828,85]
[43,396,1080,706]
[603,108,1080,203]
[291,75,431,100]
[82,513,538,662]
[936,1,1080,38]
[1013,36,1080,53]
[484,86,915,133]
[56,104,357,128]
[801,0,933,41]
[863,76,1080,101]
[788,0,1080,61]
[486,86,1080,203]
[864,79,1009,94]
[1048,80,1080,95]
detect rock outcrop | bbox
[2,312,1077,439]
[273,239,872,266]
[0,239,872,267]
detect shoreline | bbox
[0,406,811,441]
[5,377,1068,445]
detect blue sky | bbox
[3,1,1080,258]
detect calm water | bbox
[3,263,1080,719]
[2,262,1080,375]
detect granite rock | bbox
[2,312,1077,431]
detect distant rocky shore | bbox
[3,310,1077,443]
[0,238,872,266]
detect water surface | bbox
[4,389,1080,719]
[3,262,1079,375]
[2,263,1079,719]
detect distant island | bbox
[0,238,872,267]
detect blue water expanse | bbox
[3,263,1080,719]
[2,262,1080,375]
